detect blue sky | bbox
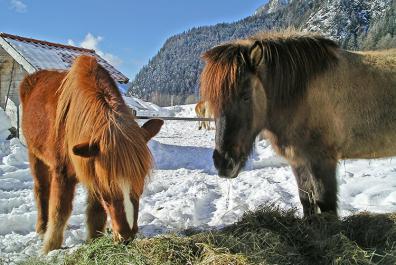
[0,0,266,79]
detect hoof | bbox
[35,226,46,240]
[42,231,63,254]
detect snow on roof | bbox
[123,95,168,116]
[0,33,129,83]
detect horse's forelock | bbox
[201,43,250,117]
[201,32,340,114]
[56,55,152,198]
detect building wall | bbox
[0,46,28,139]
[0,46,28,107]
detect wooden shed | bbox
[0,32,129,138]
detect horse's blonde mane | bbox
[200,31,340,116]
[55,55,151,198]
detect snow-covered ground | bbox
[1,105,396,263]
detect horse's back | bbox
[304,48,396,159]
[20,70,65,106]
[344,50,396,158]
[20,70,66,162]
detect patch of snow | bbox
[0,109,11,141]
[255,0,291,15]
[0,104,396,263]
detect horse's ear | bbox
[141,119,164,142]
[249,41,264,68]
[72,143,100,158]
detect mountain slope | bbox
[128,0,395,106]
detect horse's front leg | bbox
[86,190,107,240]
[310,158,338,216]
[42,166,77,254]
[291,164,320,217]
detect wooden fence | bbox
[136,116,215,122]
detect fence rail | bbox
[136,116,215,122]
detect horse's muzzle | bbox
[213,149,242,179]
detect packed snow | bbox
[1,105,396,264]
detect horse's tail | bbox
[56,55,152,197]
[195,101,204,117]
[195,102,201,116]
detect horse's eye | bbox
[241,92,250,102]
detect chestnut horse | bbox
[195,100,214,130]
[200,31,396,217]
[20,55,163,253]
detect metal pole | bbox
[135,116,214,121]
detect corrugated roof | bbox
[0,33,129,83]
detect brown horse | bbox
[195,100,214,130]
[20,55,163,253]
[200,31,396,217]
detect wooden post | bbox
[0,69,2,109]
[16,104,20,138]
[4,61,15,111]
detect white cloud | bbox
[80,33,103,50]
[78,33,122,67]
[97,52,123,67]
[67,39,75,46]
[10,0,27,13]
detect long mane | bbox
[200,31,340,115]
[55,55,151,197]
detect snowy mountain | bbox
[255,0,291,15]
[128,0,395,106]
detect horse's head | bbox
[201,41,267,178]
[72,118,163,241]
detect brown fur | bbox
[195,100,214,130]
[201,31,396,216]
[55,56,151,198]
[20,55,162,253]
[201,32,339,116]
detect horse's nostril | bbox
[213,149,222,168]
[213,150,237,171]
[226,157,235,170]
[123,237,134,245]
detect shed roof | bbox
[0,33,129,83]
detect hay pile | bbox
[19,205,396,265]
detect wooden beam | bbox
[0,37,36,73]
[4,60,15,110]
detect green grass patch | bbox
[18,205,396,265]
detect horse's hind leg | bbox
[86,190,107,240]
[203,121,209,130]
[43,166,77,253]
[28,152,50,237]
[291,164,320,217]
